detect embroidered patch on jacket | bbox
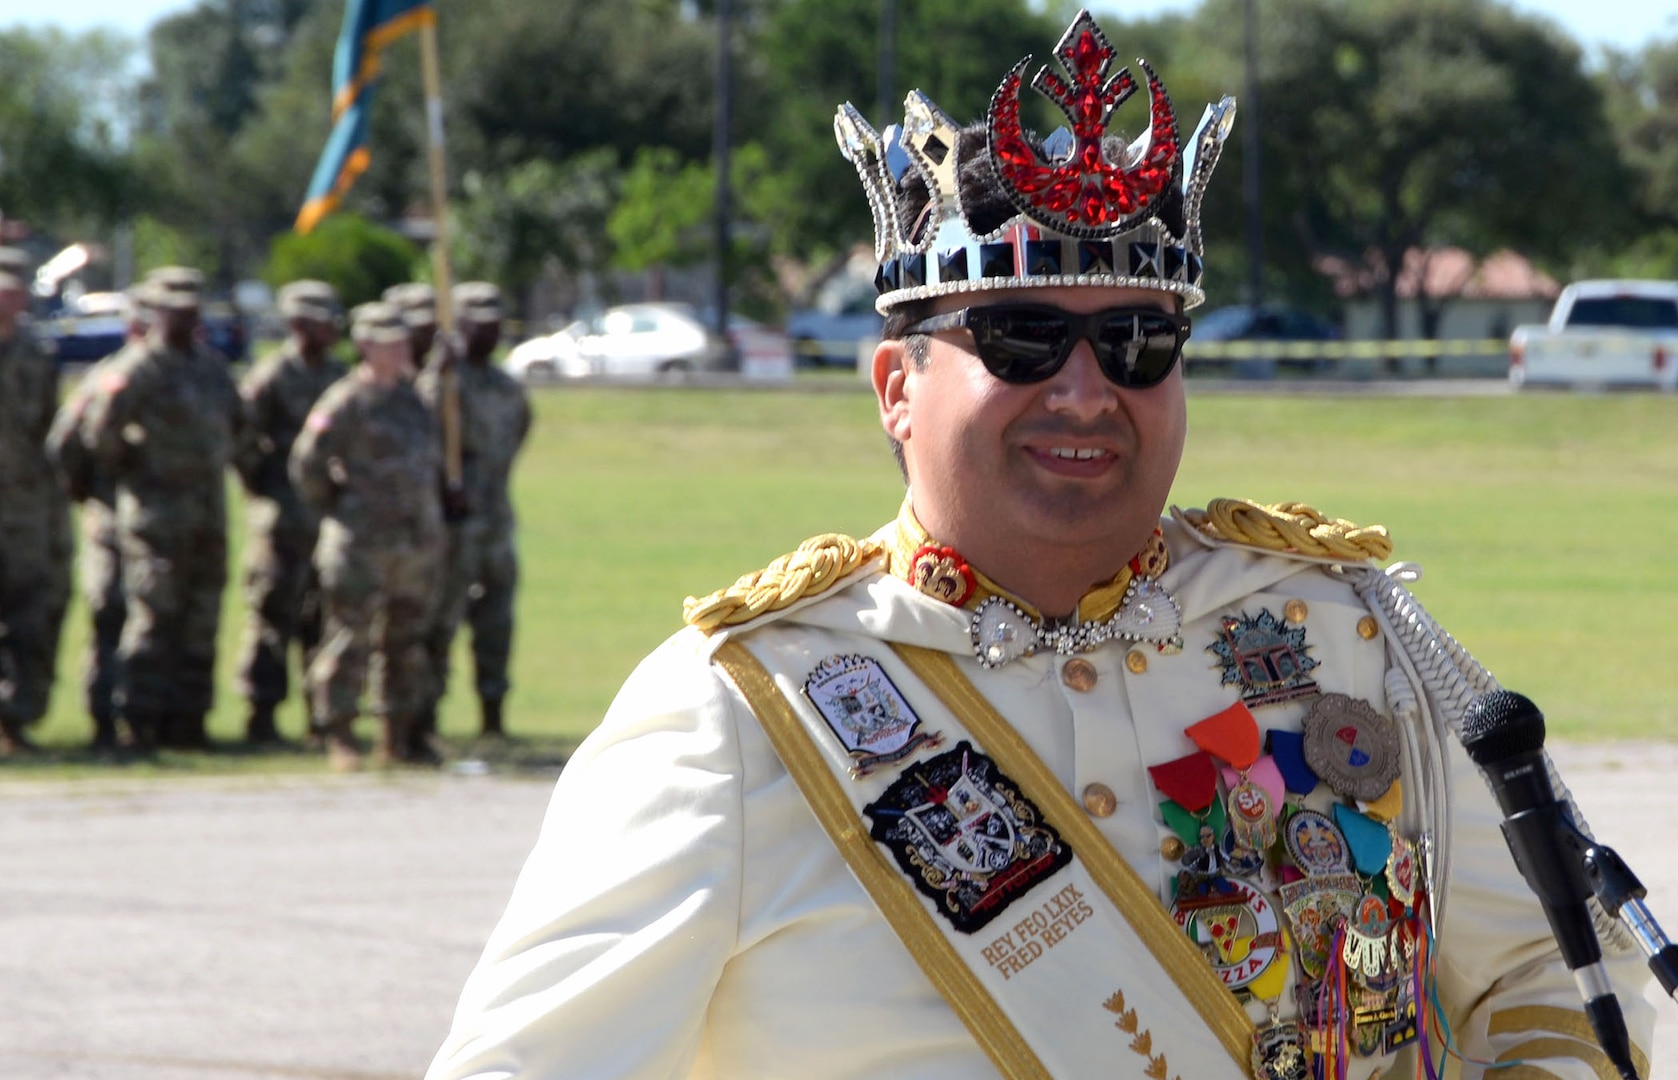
[803,654,942,777]
[907,544,977,607]
[864,740,1072,934]
[1206,609,1320,707]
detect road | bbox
[2,743,1675,1078]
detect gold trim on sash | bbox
[1494,1035,1624,1080]
[890,642,1255,1071]
[1489,1006,1650,1079]
[714,641,1054,1080]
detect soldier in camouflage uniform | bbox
[45,295,146,749]
[384,282,439,376]
[231,280,347,744]
[78,267,242,750]
[0,247,62,754]
[416,282,531,740]
[290,302,444,769]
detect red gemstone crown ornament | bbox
[835,8,1235,314]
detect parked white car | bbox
[503,320,589,381]
[575,303,719,377]
[508,303,793,381]
[1509,280,1678,390]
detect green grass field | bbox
[11,383,1677,775]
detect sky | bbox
[3,0,1676,54]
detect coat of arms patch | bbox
[863,741,1071,934]
[803,654,941,776]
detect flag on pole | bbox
[295,0,435,234]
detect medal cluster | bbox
[1152,644,1437,1080]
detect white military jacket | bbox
[428,505,1654,1080]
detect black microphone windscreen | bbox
[1461,689,1547,765]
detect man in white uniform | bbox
[428,10,1655,1079]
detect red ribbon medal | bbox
[1188,701,1278,851]
[1148,750,1219,813]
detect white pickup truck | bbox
[1508,279,1678,390]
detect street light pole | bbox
[1243,0,1263,309]
[713,0,735,368]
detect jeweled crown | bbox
[836,9,1235,312]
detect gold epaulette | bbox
[1179,498,1394,562]
[683,533,887,634]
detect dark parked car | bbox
[1190,304,1343,377]
[34,291,132,365]
[34,293,249,365]
[786,292,884,369]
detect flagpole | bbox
[419,12,463,492]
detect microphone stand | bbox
[1560,818,1678,1000]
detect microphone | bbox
[1460,690,1640,1079]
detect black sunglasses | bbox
[902,303,1191,388]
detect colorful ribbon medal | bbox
[1187,701,1279,851]
[1149,749,1227,866]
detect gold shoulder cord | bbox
[890,643,1255,1073]
[684,535,884,633]
[713,641,1053,1080]
[1181,498,1394,562]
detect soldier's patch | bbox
[803,654,941,777]
[864,741,1071,934]
[1207,609,1320,708]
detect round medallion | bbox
[1300,693,1402,802]
[1161,835,1186,861]
[1081,782,1117,818]
[1061,658,1098,691]
[1125,649,1149,675]
[1252,1020,1310,1080]
[1220,828,1266,879]
[1169,878,1283,992]
[1282,809,1353,876]
[1283,599,1309,624]
[1356,615,1380,640]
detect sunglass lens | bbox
[1095,312,1182,386]
[970,309,1070,382]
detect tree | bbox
[755,0,1058,261]
[1187,0,1632,338]
[0,28,136,235]
[1596,38,1678,278]
[451,152,620,315]
[263,211,421,307]
[606,142,791,315]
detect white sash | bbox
[715,638,1255,1080]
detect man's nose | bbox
[1041,338,1118,419]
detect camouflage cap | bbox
[453,281,503,325]
[383,282,438,328]
[351,301,410,344]
[0,246,31,290]
[277,279,340,322]
[136,266,205,311]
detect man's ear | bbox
[873,338,912,443]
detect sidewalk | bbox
[2,743,1674,1078]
